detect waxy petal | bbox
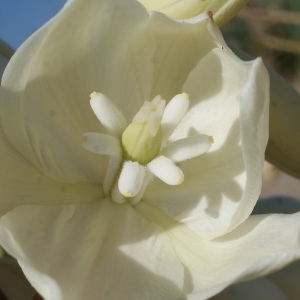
[136,202,300,298]
[0,124,103,218]
[144,35,269,239]
[0,201,184,300]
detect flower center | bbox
[81,92,213,205]
[122,96,165,165]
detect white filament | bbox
[118,161,146,197]
[162,134,213,162]
[161,93,190,144]
[147,155,184,185]
[81,133,121,156]
[90,92,127,137]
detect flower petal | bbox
[0,0,218,184]
[0,124,103,217]
[0,200,184,300]
[144,33,269,239]
[137,202,300,299]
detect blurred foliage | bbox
[222,0,300,86]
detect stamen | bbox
[161,93,190,144]
[90,92,127,137]
[82,92,213,204]
[161,134,213,162]
[81,133,122,156]
[118,161,146,198]
[103,156,123,195]
[147,155,184,185]
[81,133,122,194]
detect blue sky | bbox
[0,0,66,49]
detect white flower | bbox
[0,0,299,300]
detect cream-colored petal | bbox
[144,37,269,239]
[137,202,300,299]
[138,0,247,25]
[0,200,184,300]
[0,123,103,217]
[0,0,219,184]
[231,44,300,179]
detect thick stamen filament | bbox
[161,93,190,144]
[161,134,213,162]
[81,133,121,156]
[147,155,184,185]
[90,92,127,137]
[118,161,146,198]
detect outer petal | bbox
[137,202,300,299]
[139,0,248,26]
[0,0,217,184]
[144,26,269,239]
[231,44,300,179]
[0,200,184,300]
[0,123,103,217]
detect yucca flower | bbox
[0,0,299,299]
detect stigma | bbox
[81,92,213,205]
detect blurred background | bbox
[224,0,300,90]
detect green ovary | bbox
[122,122,162,165]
